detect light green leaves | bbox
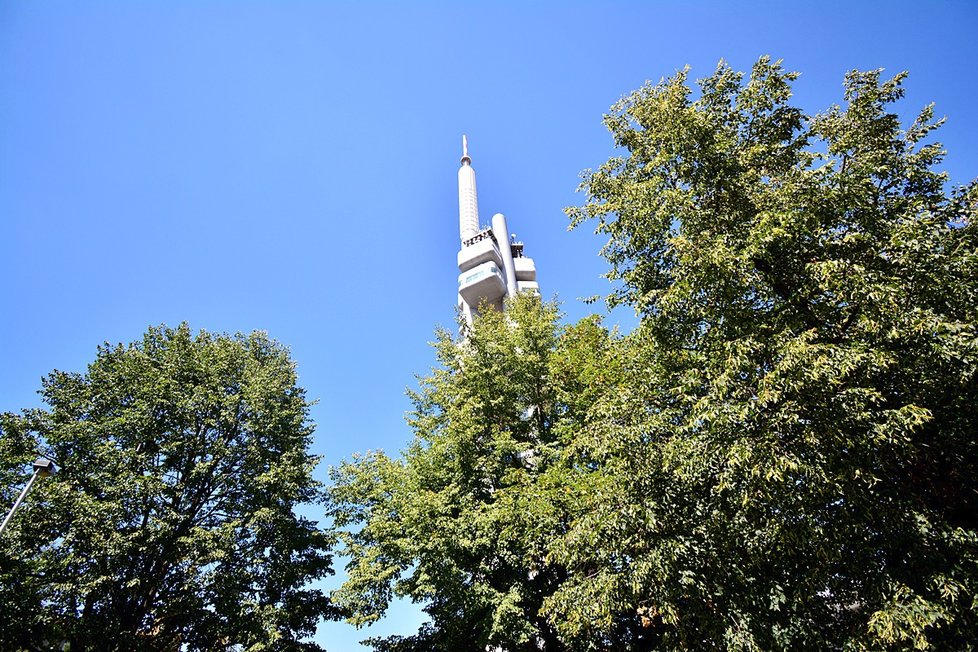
[566,57,978,649]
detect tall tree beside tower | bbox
[558,56,978,649]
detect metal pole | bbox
[0,468,41,537]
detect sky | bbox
[1,1,977,648]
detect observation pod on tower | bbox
[454,136,538,326]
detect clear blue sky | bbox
[2,1,976,648]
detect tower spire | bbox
[457,134,479,241]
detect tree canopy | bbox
[560,56,977,650]
[0,324,336,651]
[330,296,594,651]
[332,58,977,650]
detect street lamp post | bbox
[0,458,56,537]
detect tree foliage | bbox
[334,57,977,651]
[560,57,978,649]
[0,324,336,651]
[332,295,641,651]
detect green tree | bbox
[330,295,634,651]
[0,324,336,651]
[556,57,978,649]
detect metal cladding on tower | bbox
[455,135,539,326]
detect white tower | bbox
[455,136,539,325]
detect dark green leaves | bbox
[0,324,336,651]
